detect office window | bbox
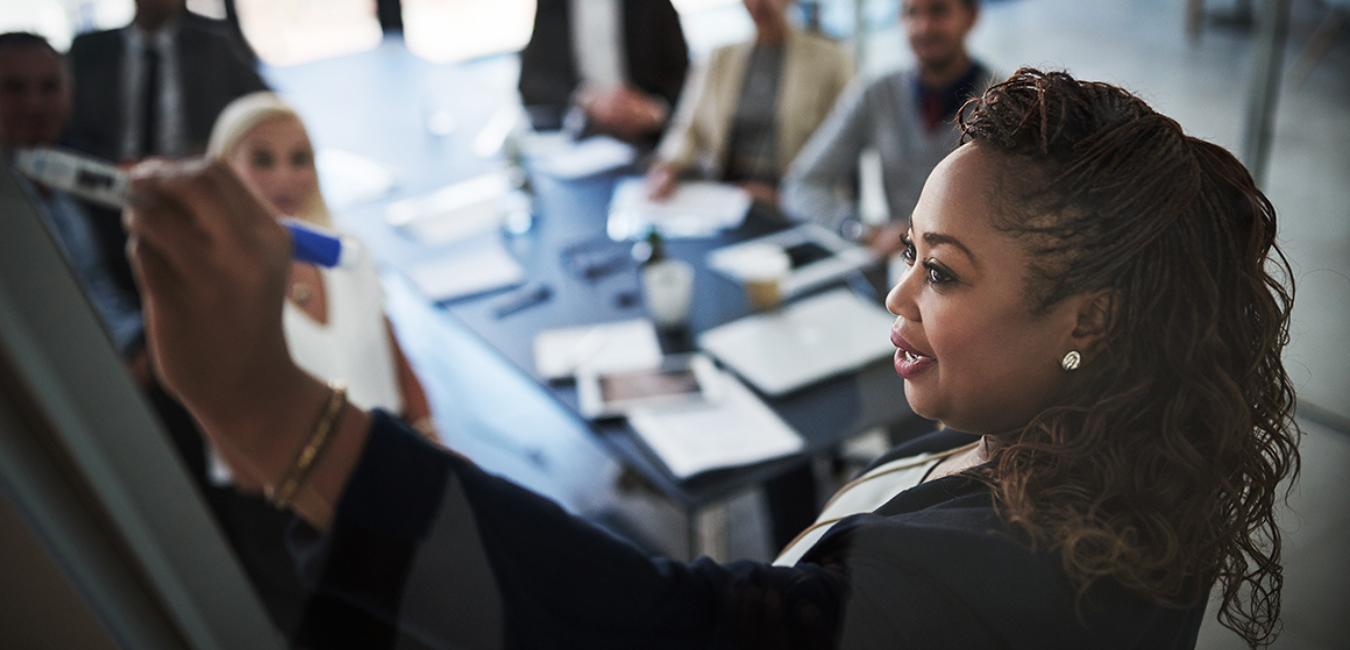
[0,0,135,51]
[402,0,535,64]
[235,0,382,67]
[185,0,227,20]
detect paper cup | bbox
[735,244,791,310]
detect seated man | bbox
[519,0,690,146]
[0,32,142,357]
[781,0,995,257]
[1,33,323,639]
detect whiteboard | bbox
[0,155,282,649]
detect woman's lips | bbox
[891,327,937,380]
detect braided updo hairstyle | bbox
[958,69,1299,648]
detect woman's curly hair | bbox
[957,69,1300,648]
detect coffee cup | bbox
[734,244,791,310]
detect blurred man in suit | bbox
[65,0,268,163]
[519,0,689,146]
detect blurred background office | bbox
[1,0,1346,648]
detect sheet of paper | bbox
[533,319,664,380]
[407,235,526,302]
[607,177,750,240]
[316,148,396,212]
[385,173,512,245]
[627,370,804,479]
[526,134,636,180]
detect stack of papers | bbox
[533,319,664,380]
[607,178,750,240]
[627,370,803,479]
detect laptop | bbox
[697,289,897,397]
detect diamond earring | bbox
[1061,350,1082,371]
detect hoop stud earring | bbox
[1061,351,1081,371]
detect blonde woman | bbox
[207,92,435,457]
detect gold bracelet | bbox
[269,381,347,510]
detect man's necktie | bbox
[140,45,161,159]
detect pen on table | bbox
[12,147,361,269]
[495,283,552,318]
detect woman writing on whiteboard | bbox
[128,70,1296,648]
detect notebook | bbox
[697,289,897,396]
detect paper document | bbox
[533,319,664,380]
[407,234,526,302]
[607,177,750,240]
[385,173,518,245]
[525,134,636,179]
[316,148,396,212]
[628,370,803,479]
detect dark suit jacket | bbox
[65,15,268,162]
[291,414,1206,649]
[518,0,689,136]
[64,15,267,303]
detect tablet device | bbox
[706,224,877,298]
[576,354,719,419]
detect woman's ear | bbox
[1069,289,1117,359]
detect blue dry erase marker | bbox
[12,147,360,269]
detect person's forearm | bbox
[289,401,372,530]
[781,164,852,229]
[782,83,868,228]
[205,370,372,531]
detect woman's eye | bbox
[900,235,917,264]
[923,261,955,285]
[251,150,274,169]
[291,150,311,168]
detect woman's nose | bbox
[885,263,922,322]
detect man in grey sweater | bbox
[782,0,996,257]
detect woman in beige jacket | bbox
[646,0,853,206]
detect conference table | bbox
[425,164,925,545]
[268,46,926,557]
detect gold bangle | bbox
[269,381,347,510]
[411,416,438,440]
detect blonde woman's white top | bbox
[208,250,401,486]
[283,251,403,414]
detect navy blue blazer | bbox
[290,411,1205,649]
